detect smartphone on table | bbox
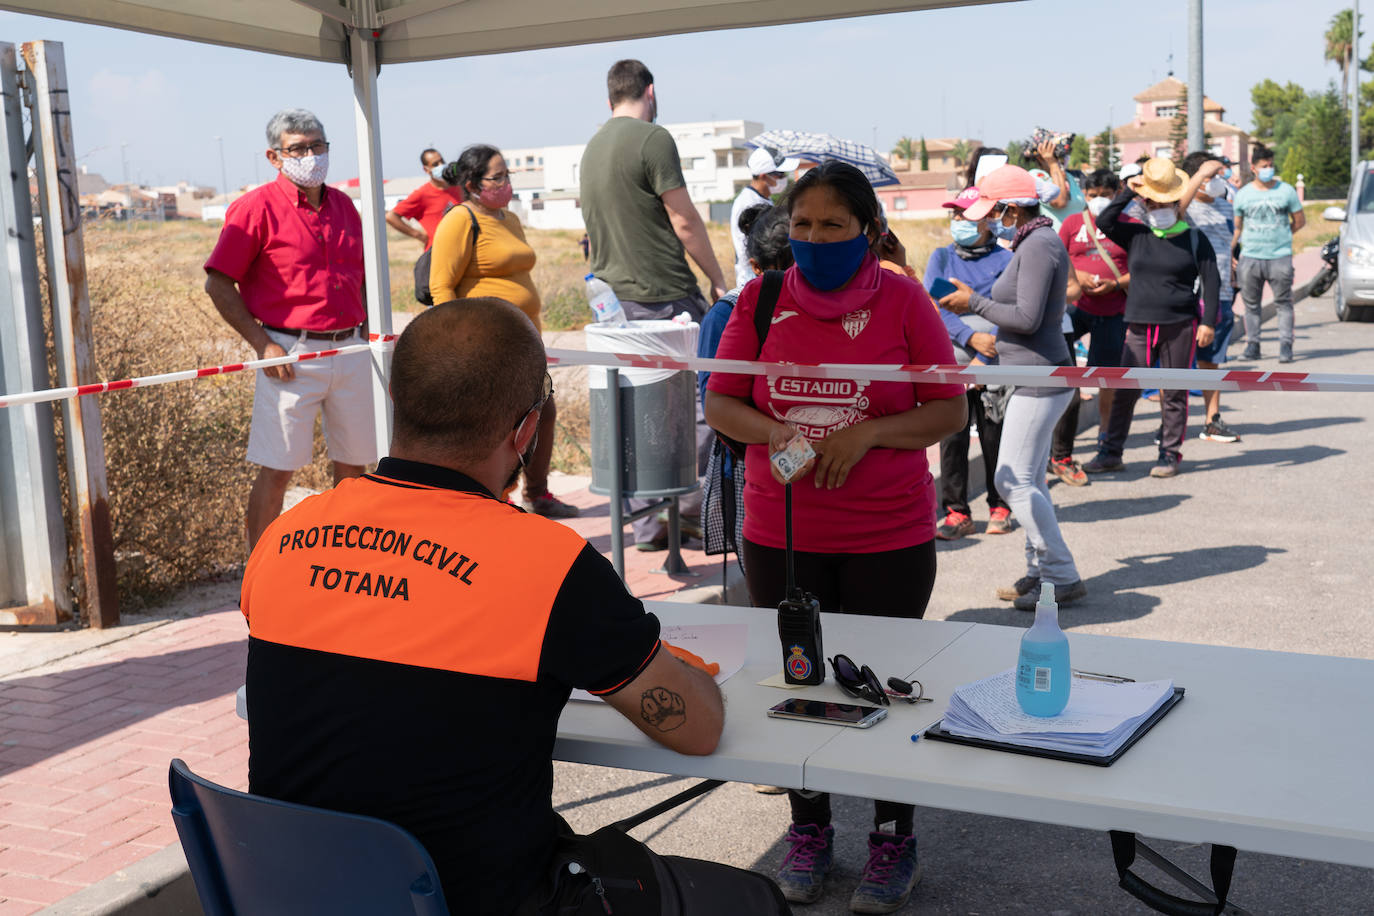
[767,698,888,728]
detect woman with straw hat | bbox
[1083,156,1221,479]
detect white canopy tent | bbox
[3,0,1014,457]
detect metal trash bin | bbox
[586,320,700,498]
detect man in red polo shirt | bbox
[385,148,463,249]
[204,108,375,551]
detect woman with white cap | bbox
[1083,157,1220,479]
[729,147,799,288]
[939,165,1086,611]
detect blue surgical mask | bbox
[991,219,1018,241]
[950,219,983,247]
[1257,166,1276,183]
[789,233,871,291]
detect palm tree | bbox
[950,139,971,167]
[1326,9,1358,102]
[891,136,916,163]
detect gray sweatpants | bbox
[995,390,1081,587]
[1238,255,1294,349]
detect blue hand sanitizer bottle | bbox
[1016,583,1070,717]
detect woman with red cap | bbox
[940,165,1086,611]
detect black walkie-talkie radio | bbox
[778,483,824,685]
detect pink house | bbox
[1105,77,1250,170]
[876,169,964,219]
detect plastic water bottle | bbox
[1016,583,1071,717]
[584,274,627,328]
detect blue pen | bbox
[909,733,921,743]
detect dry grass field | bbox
[56,212,948,605]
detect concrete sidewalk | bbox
[0,252,1329,915]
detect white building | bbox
[485,120,764,230]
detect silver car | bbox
[1323,164,1374,321]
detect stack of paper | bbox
[941,669,1175,757]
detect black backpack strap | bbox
[464,202,481,241]
[1109,831,1238,916]
[752,269,785,355]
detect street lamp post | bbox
[215,135,230,202]
[120,142,130,225]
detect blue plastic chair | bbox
[168,758,448,915]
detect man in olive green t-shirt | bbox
[580,59,726,551]
[580,59,727,321]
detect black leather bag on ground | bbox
[528,825,791,915]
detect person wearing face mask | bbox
[204,108,373,552]
[1048,169,1132,484]
[1178,152,1242,442]
[731,147,798,288]
[926,186,1014,540]
[428,143,579,519]
[939,165,1087,612]
[1232,144,1305,362]
[241,299,799,916]
[706,162,966,913]
[385,148,464,250]
[1084,157,1221,479]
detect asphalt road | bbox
[551,286,1374,915]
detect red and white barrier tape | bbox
[547,348,1374,394]
[2,336,1371,409]
[0,333,396,410]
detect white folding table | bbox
[554,601,1374,912]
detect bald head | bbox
[390,298,546,461]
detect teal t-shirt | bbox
[1234,181,1303,260]
[1041,173,1086,232]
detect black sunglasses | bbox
[831,654,931,706]
[830,654,888,706]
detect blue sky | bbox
[0,0,1359,191]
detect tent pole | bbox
[349,27,393,463]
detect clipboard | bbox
[922,687,1184,767]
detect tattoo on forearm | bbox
[640,686,686,732]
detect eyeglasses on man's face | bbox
[276,141,331,158]
[513,372,553,430]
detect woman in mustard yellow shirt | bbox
[429,144,577,518]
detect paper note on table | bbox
[568,623,748,703]
[757,671,810,690]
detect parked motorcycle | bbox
[1308,237,1339,300]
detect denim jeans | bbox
[995,390,1081,586]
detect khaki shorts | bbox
[246,327,378,471]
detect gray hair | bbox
[265,109,326,148]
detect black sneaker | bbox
[1149,459,1180,478]
[1278,345,1294,363]
[1242,344,1260,360]
[1083,453,1124,473]
[1199,414,1241,443]
[996,575,1040,601]
[1014,579,1086,611]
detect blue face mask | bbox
[950,219,983,247]
[1257,166,1276,183]
[789,232,870,291]
[991,218,1018,241]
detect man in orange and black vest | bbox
[241,298,789,915]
